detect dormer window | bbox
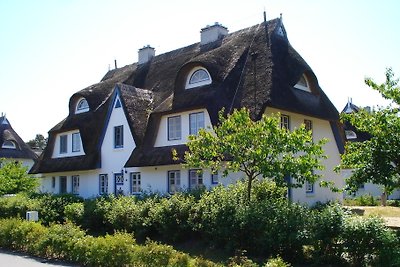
[294,75,311,92]
[345,130,357,140]
[75,98,89,114]
[185,67,212,89]
[2,140,16,149]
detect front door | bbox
[114,173,124,196]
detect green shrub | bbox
[0,194,40,219]
[341,216,400,266]
[264,256,291,267]
[30,193,84,225]
[344,194,379,206]
[133,240,176,266]
[64,202,84,224]
[148,192,195,242]
[387,199,400,207]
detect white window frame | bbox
[130,172,141,194]
[75,98,89,114]
[114,125,124,148]
[72,175,80,195]
[189,169,204,190]
[168,116,181,141]
[72,132,81,152]
[280,115,290,130]
[59,135,68,154]
[168,170,181,194]
[185,67,212,89]
[189,112,205,135]
[305,181,314,194]
[2,140,16,149]
[99,174,108,195]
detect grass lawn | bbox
[346,206,400,228]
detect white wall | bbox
[52,129,85,158]
[265,107,344,205]
[154,109,212,147]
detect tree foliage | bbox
[26,134,47,150]
[339,68,400,200]
[0,159,38,195]
[175,108,327,200]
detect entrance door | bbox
[114,173,124,196]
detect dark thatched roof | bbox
[341,102,371,143]
[32,17,343,173]
[0,116,38,161]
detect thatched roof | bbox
[32,17,343,173]
[0,116,38,161]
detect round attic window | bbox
[2,140,16,149]
[294,74,311,92]
[185,67,212,89]
[75,98,89,114]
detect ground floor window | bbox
[51,177,56,188]
[59,176,67,194]
[168,170,181,194]
[306,181,314,194]
[211,171,219,184]
[189,169,203,190]
[99,174,108,195]
[130,172,141,194]
[72,175,79,195]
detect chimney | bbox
[138,45,155,64]
[200,22,228,46]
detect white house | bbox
[31,17,345,205]
[0,115,38,170]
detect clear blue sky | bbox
[1,0,399,141]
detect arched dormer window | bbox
[185,67,212,89]
[2,140,16,149]
[345,130,357,140]
[75,98,89,114]
[294,74,311,92]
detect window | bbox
[60,176,67,194]
[189,169,204,190]
[72,132,81,152]
[72,175,79,195]
[60,135,68,154]
[75,98,89,114]
[345,130,357,140]
[304,119,313,139]
[115,173,124,196]
[168,170,181,194]
[186,67,212,89]
[189,112,205,135]
[294,75,311,92]
[114,125,124,148]
[130,172,141,194]
[211,171,219,184]
[305,181,314,194]
[99,174,108,195]
[51,177,56,188]
[1,140,16,149]
[280,115,290,130]
[168,116,181,141]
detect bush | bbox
[344,194,379,206]
[0,194,40,219]
[264,256,292,267]
[341,216,400,266]
[148,192,195,242]
[64,202,84,224]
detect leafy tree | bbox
[339,68,400,205]
[26,134,47,150]
[174,108,327,200]
[0,159,38,195]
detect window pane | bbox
[99,174,108,194]
[72,133,81,152]
[72,175,79,194]
[189,69,210,84]
[60,135,67,154]
[114,126,124,148]
[189,112,204,135]
[168,116,181,140]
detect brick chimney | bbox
[200,22,228,46]
[138,45,155,64]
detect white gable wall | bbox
[265,107,344,205]
[154,109,212,147]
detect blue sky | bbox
[1,0,399,141]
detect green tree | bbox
[26,134,47,150]
[174,108,327,200]
[0,159,38,195]
[339,68,400,205]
